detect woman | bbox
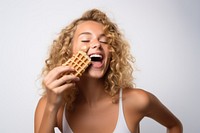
[34,9,183,133]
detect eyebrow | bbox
[78,32,92,37]
[78,32,106,38]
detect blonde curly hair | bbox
[42,9,135,110]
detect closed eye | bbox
[99,41,108,44]
[81,40,90,43]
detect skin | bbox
[34,21,183,133]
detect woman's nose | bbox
[90,40,101,49]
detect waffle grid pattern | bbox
[63,51,91,77]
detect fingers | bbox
[43,66,75,86]
[47,74,79,90]
[42,65,80,109]
[43,65,80,95]
[53,82,76,95]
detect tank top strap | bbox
[62,104,73,133]
[113,88,131,133]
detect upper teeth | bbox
[90,54,102,58]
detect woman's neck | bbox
[76,76,108,107]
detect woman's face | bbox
[72,21,111,79]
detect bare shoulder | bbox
[122,88,183,132]
[35,96,47,115]
[122,88,153,113]
[34,96,47,132]
[34,96,64,131]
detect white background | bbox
[0,0,199,132]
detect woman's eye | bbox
[100,41,107,44]
[81,40,90,43]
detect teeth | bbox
[90,54,103,61]
[90,54,102,58]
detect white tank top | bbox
[62,89,131,133]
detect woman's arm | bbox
[34,66,79,133]
[34,96,58,133]
[145,92,183,133]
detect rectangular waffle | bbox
[62,51,91,77]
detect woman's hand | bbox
[43,65,80,110]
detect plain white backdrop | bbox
[0,0,199,132]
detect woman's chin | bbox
[82,71,104,79]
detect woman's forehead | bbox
[75,21,104,35]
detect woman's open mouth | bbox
[89,54,104,68]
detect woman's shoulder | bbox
[35,95,64,130]
[35,95,48,112]
[122,88,153,112]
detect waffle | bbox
[62,51,91,77]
